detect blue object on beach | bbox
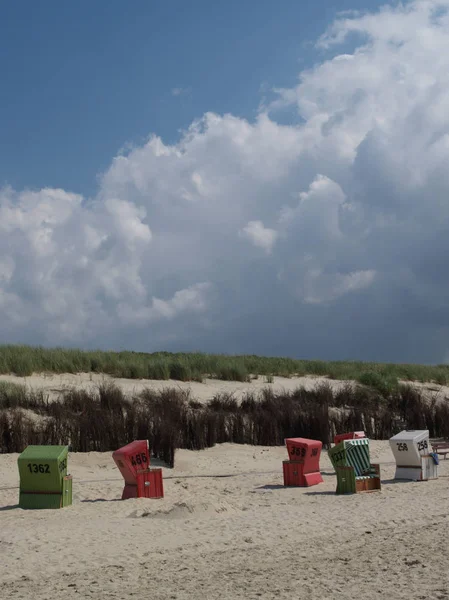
[430,452,439,465]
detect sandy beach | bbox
[1,439,448,599]
[3,0,449,597]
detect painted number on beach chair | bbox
[59,459,67,473]
[131,453,148,467]
[27,463,50,474]
[396,443,409,451]
[333,450,345,462]
[417,440,428,452]
[290,447,306,457]
[311,448,318,456]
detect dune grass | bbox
[1,382,448,464]
[0,344,448,395]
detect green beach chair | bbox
[328,438,381,494]
[18,445,73,509]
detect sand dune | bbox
[0,371,448,403]
[1,441,448,599]
[0,372,357,402]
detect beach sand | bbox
[1,440,448,599]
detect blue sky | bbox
[0,0,385,198]
[2,0,449,363]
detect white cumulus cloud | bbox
[1,0,449,362]
[239,221,278,254]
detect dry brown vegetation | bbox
[1,382,448,466]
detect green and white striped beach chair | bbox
[328,438,381,494]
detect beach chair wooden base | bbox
[335,464,381,494]
[282,460,323,487]
[393,455,438,482]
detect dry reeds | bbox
[1,381,448,466]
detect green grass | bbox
[0,381,28,405]
[0,344,448,394]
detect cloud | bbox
[116,282,211,324]
[239,221,278,254]
[300,268,376,305]
[2,0,449,362]
[171,87,191,97]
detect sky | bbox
[1,0,449,364]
